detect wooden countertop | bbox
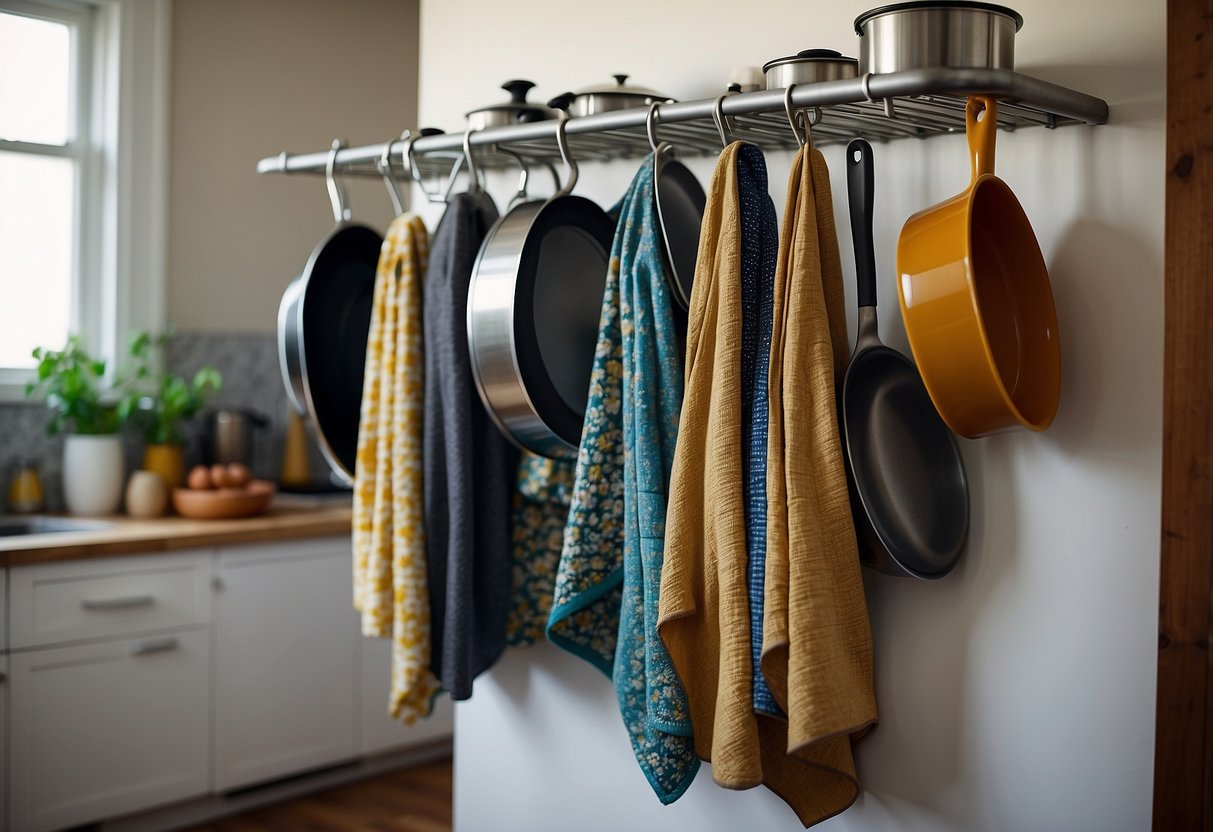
[0,496,353,566]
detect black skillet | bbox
[278,140,382,483]
[842,138,969,579]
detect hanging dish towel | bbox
[548,157,699,803]
[352,213,441,723]
[659,143,875,827]
[506,451,575,648]
[761,144,876,821]
[424,192,519,701]
[736,142,782,719]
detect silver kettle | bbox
[204,408,270,468]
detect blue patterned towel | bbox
[547,156,699,803]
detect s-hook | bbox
[463,125,482,196]
[860,72,898,121]
[712,94,734,147]
[647,101,664,153]
[553,114,578,199]
[783,85,823,151]
[325,139,352,223]
[378,131,408,216]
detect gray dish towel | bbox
[424,192,519,700]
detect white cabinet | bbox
[213,538,360,791]
[1,652,8,832]
[9,628,209,832]
[359,635,455,757]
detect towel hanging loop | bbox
[377,131,407,216]
[325,139,352,223]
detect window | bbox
[0,0,168,399]
[0,0,94,374]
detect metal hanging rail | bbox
[256,67,1109,180]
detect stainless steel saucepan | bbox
[466,117,616,458]
[547,74,674,117]
[854,1,1023,75]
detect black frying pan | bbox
[277,141,383,483]
[842,138,969,579]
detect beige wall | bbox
[167,0,419,333]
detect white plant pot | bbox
[63,434,126,516]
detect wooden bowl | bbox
[171,480,276,520]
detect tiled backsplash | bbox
[0,331,335,512]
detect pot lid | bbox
[762,49,858,74]
[573,74,673,100]
[465,80,557,121]
[854,2,1024,35]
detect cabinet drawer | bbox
[10,552,211,649]
[9,628,210,832]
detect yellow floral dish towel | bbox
[352,213,442,724]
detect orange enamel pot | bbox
[896,95,1060,438]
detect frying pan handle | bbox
[967,96,998,181]
[847,138,877,310]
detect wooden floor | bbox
[182,759,453,832]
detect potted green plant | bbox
[120,330,222,488]
[25,336,128,516]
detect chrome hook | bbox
[712,94,734,148]
[553,115,578,198]
[377,131,407,216]
[860,72,898,120]
[325,139,351,224]
[783,85,806,148]
[646,101,662,153]
[462,125,482,196]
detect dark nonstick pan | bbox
[278,141,383,483]
[647,103,705,311]
[842,138,969,579]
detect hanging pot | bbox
[277,140,383,482]
[466,118,616,458]
[896,96,1059,437]
[547,74,674,117]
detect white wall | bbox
[417,2,1166,830]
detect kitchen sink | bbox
[0,517,115,537]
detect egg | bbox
[211,464,231,488]
[226,463,252,488]
[187,465,212,490]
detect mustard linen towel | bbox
[353,213,442,723]
[659,144,876,827]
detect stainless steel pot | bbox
[763,49,858,89]
[204,408,270,468]
[854,2,1022,75]
[465,80,558,130]
[548,74,674,117]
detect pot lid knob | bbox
[501,79,537,103]
[797,48,843,59]
[612,74,629,87]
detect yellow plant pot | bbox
[142,443,186,489]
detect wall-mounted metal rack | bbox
[256,67,1109,182]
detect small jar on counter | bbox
[7,457,45,514]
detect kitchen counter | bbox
[0,496,353,566]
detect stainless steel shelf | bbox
[256,67,1109,180]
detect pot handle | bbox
[966,95,998,182]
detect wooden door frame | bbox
[1154,0,1213,828]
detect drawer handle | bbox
[131,637,179,656]
[82,595,155,611]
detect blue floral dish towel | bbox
[547,156,700,803]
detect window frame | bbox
[0,0,167,400]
